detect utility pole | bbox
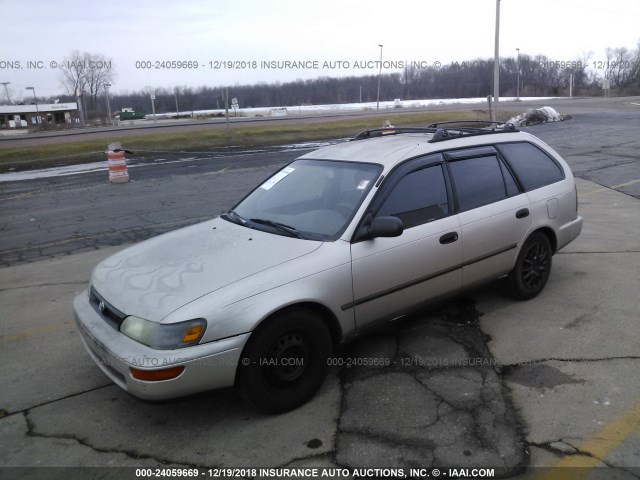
[569,73,574,99]
[516,48,520,100]
[493,0,500,121]
[104,83,112,125]
[376,44,384,110]
[225,88,229,129]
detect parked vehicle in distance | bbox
[114,107,146,121]
[74,121,583,413]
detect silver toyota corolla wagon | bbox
[74,121,583,412]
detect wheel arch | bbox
[532,226,558,253]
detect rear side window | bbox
[449,155,508,212]
[497,142,564,191]
[377,164,449,229]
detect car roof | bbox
[300,130,540,170]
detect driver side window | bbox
[377,164,449,229]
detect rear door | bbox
[349,154,463,330]
[445,147,532,288]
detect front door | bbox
[349,156,463,330]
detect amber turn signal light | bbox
[182,325,204,343]
[130,366,185,382]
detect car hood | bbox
[91,217,322,322]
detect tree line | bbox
[15,42,640,120]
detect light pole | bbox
[492,0,500,121]
[25,87,40,125]
[516,48,520,100]
[174,88,180,117]
[104,83,112,125]
[0,82,10,103]
[376,44,383,110]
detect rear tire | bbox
[236,308,332,413]
[507,232,553,300]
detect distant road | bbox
[2,96,638,148]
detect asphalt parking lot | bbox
[0,98,639,479]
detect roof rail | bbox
[351,120,518,143]
[351,127,437,141]
[427,120,518,131]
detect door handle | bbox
[516,208,529,219]
[439,232,458,244]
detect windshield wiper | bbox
[249,218,305,239]
[221,210,247,225]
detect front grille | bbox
[89,286,127,330]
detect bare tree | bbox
[604,47,637,88]
[59,50,85,96]
[58,50,115,113]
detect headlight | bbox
[120,317,206,349]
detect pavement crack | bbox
[338,427,436,451]
[503,356,640,367]
[528,440,589,457]
[279,452,340,468]
[7,384,113,416]
[24,410,210,468]
[529,438,640,478]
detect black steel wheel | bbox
[507,232,553,300]
[236,307,332,413]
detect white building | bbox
[0,102,79,128]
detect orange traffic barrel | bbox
[106,142,130,183]
[382,120,395,134]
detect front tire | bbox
[236,307,332,413]
[507,232,553,300]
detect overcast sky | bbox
[1,0,639,99]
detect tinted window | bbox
[378,164,448,229]
[497,142,564,191]
[449,156,507,212]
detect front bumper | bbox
[73,289,250,400]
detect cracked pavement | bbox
[1,103,639,477]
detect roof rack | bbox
[351,120,518,143]
[351,127,437,141]
[426,120,516,129]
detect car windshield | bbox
[227,159,382,240]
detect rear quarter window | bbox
[497,142,565,191]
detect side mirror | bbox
[367,216,404,238]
